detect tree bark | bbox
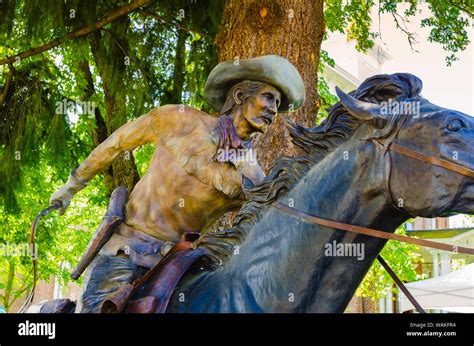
[78,60,115,193]
[205,0,325,232]
[91,23,140,194]
[216,0,325,172]
[78,61,109,147]
[0,64,14,106]
[163,29,188,104]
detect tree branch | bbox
[101,28,152,82]
[8,271,32,311]
[0,0,151,66]
[3,261,15,311]
[138,10,208,37]
[390,12,419,53]
[8,283,31,308]
[447,0,473,18]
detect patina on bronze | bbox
[204,54,305,112]
[164,72,472,313]
[48,55,305,313]
[30,72,473,314]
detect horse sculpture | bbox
[165,73,473,313]
[28,73,474,313]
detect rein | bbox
[273,141,474,313]
[19,203,61,313]
[273,201,474,256]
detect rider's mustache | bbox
[259,110,277,124]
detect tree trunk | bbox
[163,29,188,104]
[78,60,115,193]
[206,0,325,232]
[91,20,140,194]
[216,0,325,171]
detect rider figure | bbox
[49,55,305,312]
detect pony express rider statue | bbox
[48,55,305,312]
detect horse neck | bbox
[215,135,409,312]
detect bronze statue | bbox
[48,55,305,312]
[29,72,473,314]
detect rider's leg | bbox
[77,252,147,313]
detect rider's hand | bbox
[49,174,88,215]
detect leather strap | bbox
[273,201,474,255]
[101,238,205,313]
[391,143,474,178]
[376,255,425,313]
[272,201,470,313]
[140,248,206,313]
[130,232,200,293]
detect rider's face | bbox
[241,84,281,134]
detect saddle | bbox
[36,244,207,314]
[101,232,206,313]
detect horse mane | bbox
[198,73,423,265]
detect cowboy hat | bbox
[204,55,305,113]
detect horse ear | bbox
[335,87,387,128]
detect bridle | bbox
[273,120,474,313]
[389,143,474,179]
[375,115,474,215]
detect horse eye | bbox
[447,119,464,132]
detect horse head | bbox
[335,73,473,218]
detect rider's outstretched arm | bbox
[73,112,157,181]
[49,106,167,214]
